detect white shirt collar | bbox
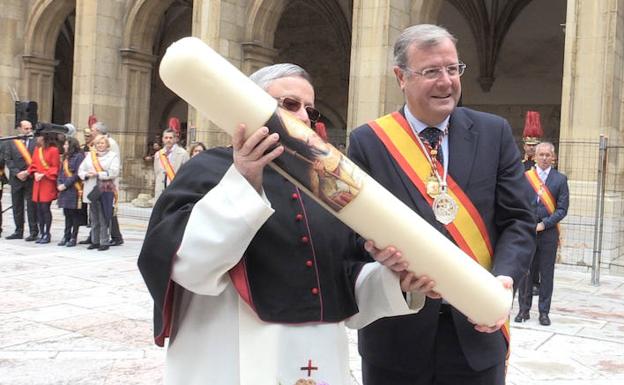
[537,166,551,180]
[404,106,450,134]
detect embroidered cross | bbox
[300,359,318,377]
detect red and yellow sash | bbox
[90,149,118,208]
[525,168,560,234]
[369,112,510,346]
[63,158,83,209]
[158,149,176,183]
[37,147,49,170]
[90,149,104,173]
[13,139,32,166]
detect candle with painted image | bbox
[158,36,512,326]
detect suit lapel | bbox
[448,109,478,189]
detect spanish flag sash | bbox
[63,158,83,209]
[90,149,104,173]
[37,147,49,170]
[13,139,32,166]
[369,112,510,347]
[90,149,118,209]
[525,168,560,234]
[158,149,176,183]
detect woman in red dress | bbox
[28,132,60,244]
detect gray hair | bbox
[92,121,108,135]
[249,63,312,91]
[393,24,457,68]
[536,141,556,154]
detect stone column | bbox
[0,1,28,134]
[189,0,248,148]
[241,42,277,75]
[21,55,57,123]
[559,0,624,268]
[346,0,410,133]
[72,0,125,135]
[119,49,157,201]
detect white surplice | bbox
[165,165,423,385]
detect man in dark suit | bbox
[5,120,38,241]
[348,24,536,385]
[515,142,569,326]
[0,141,7,236]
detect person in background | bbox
[57,137,86,247]
[348,24,535,385]
[5,120,38,241]
[188,142,206,158]
[153,128,189,201]
[89,120,124,246]
[522,111,543,172]
[521,110,544,297]
[78,134,120,251]
[144,141,162,163]
[0,141,7,237]
[28,132,60,244]
[515,142,569,326]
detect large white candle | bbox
[159,37,512,326]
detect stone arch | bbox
[410,0,444,23]
[123,0,177,55]
[119,0,192,200]
[24,0,75,59]
[244,0,352,143]
[243,0,351,68]
[22,0,75,122]
[244,0,288,46]
[119,0,179,161]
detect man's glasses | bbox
[402,62,466,80]
[276,97,321,123]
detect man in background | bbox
[5,120,38,241]
[153,128,189,201]
[516,142,569,326]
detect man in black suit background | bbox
[348,24,536,385]
[5,120,38,241]
[515,142,569,326]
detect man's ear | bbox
[393,66,405,90]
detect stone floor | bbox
[1,196,623,384]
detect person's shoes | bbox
[539,313,551,326]
[78,238,92,245]
[110,239,124,246]
[38,234,51,244]
[25,233,38,242]
[66,239,77,247]
[57,238,68,246]
[6,232,23,240]
[98,245,110,251]
[514,312,530,323]
[87,243,100,250]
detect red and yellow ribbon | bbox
[63,158,83,208]
[13,139,32,166]
[37,147,49,170]
[525,168,560,234]
[158,149,176,183]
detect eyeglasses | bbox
[275,97,321,123]
[402,62,466,80]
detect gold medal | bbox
[426,175,440,198]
